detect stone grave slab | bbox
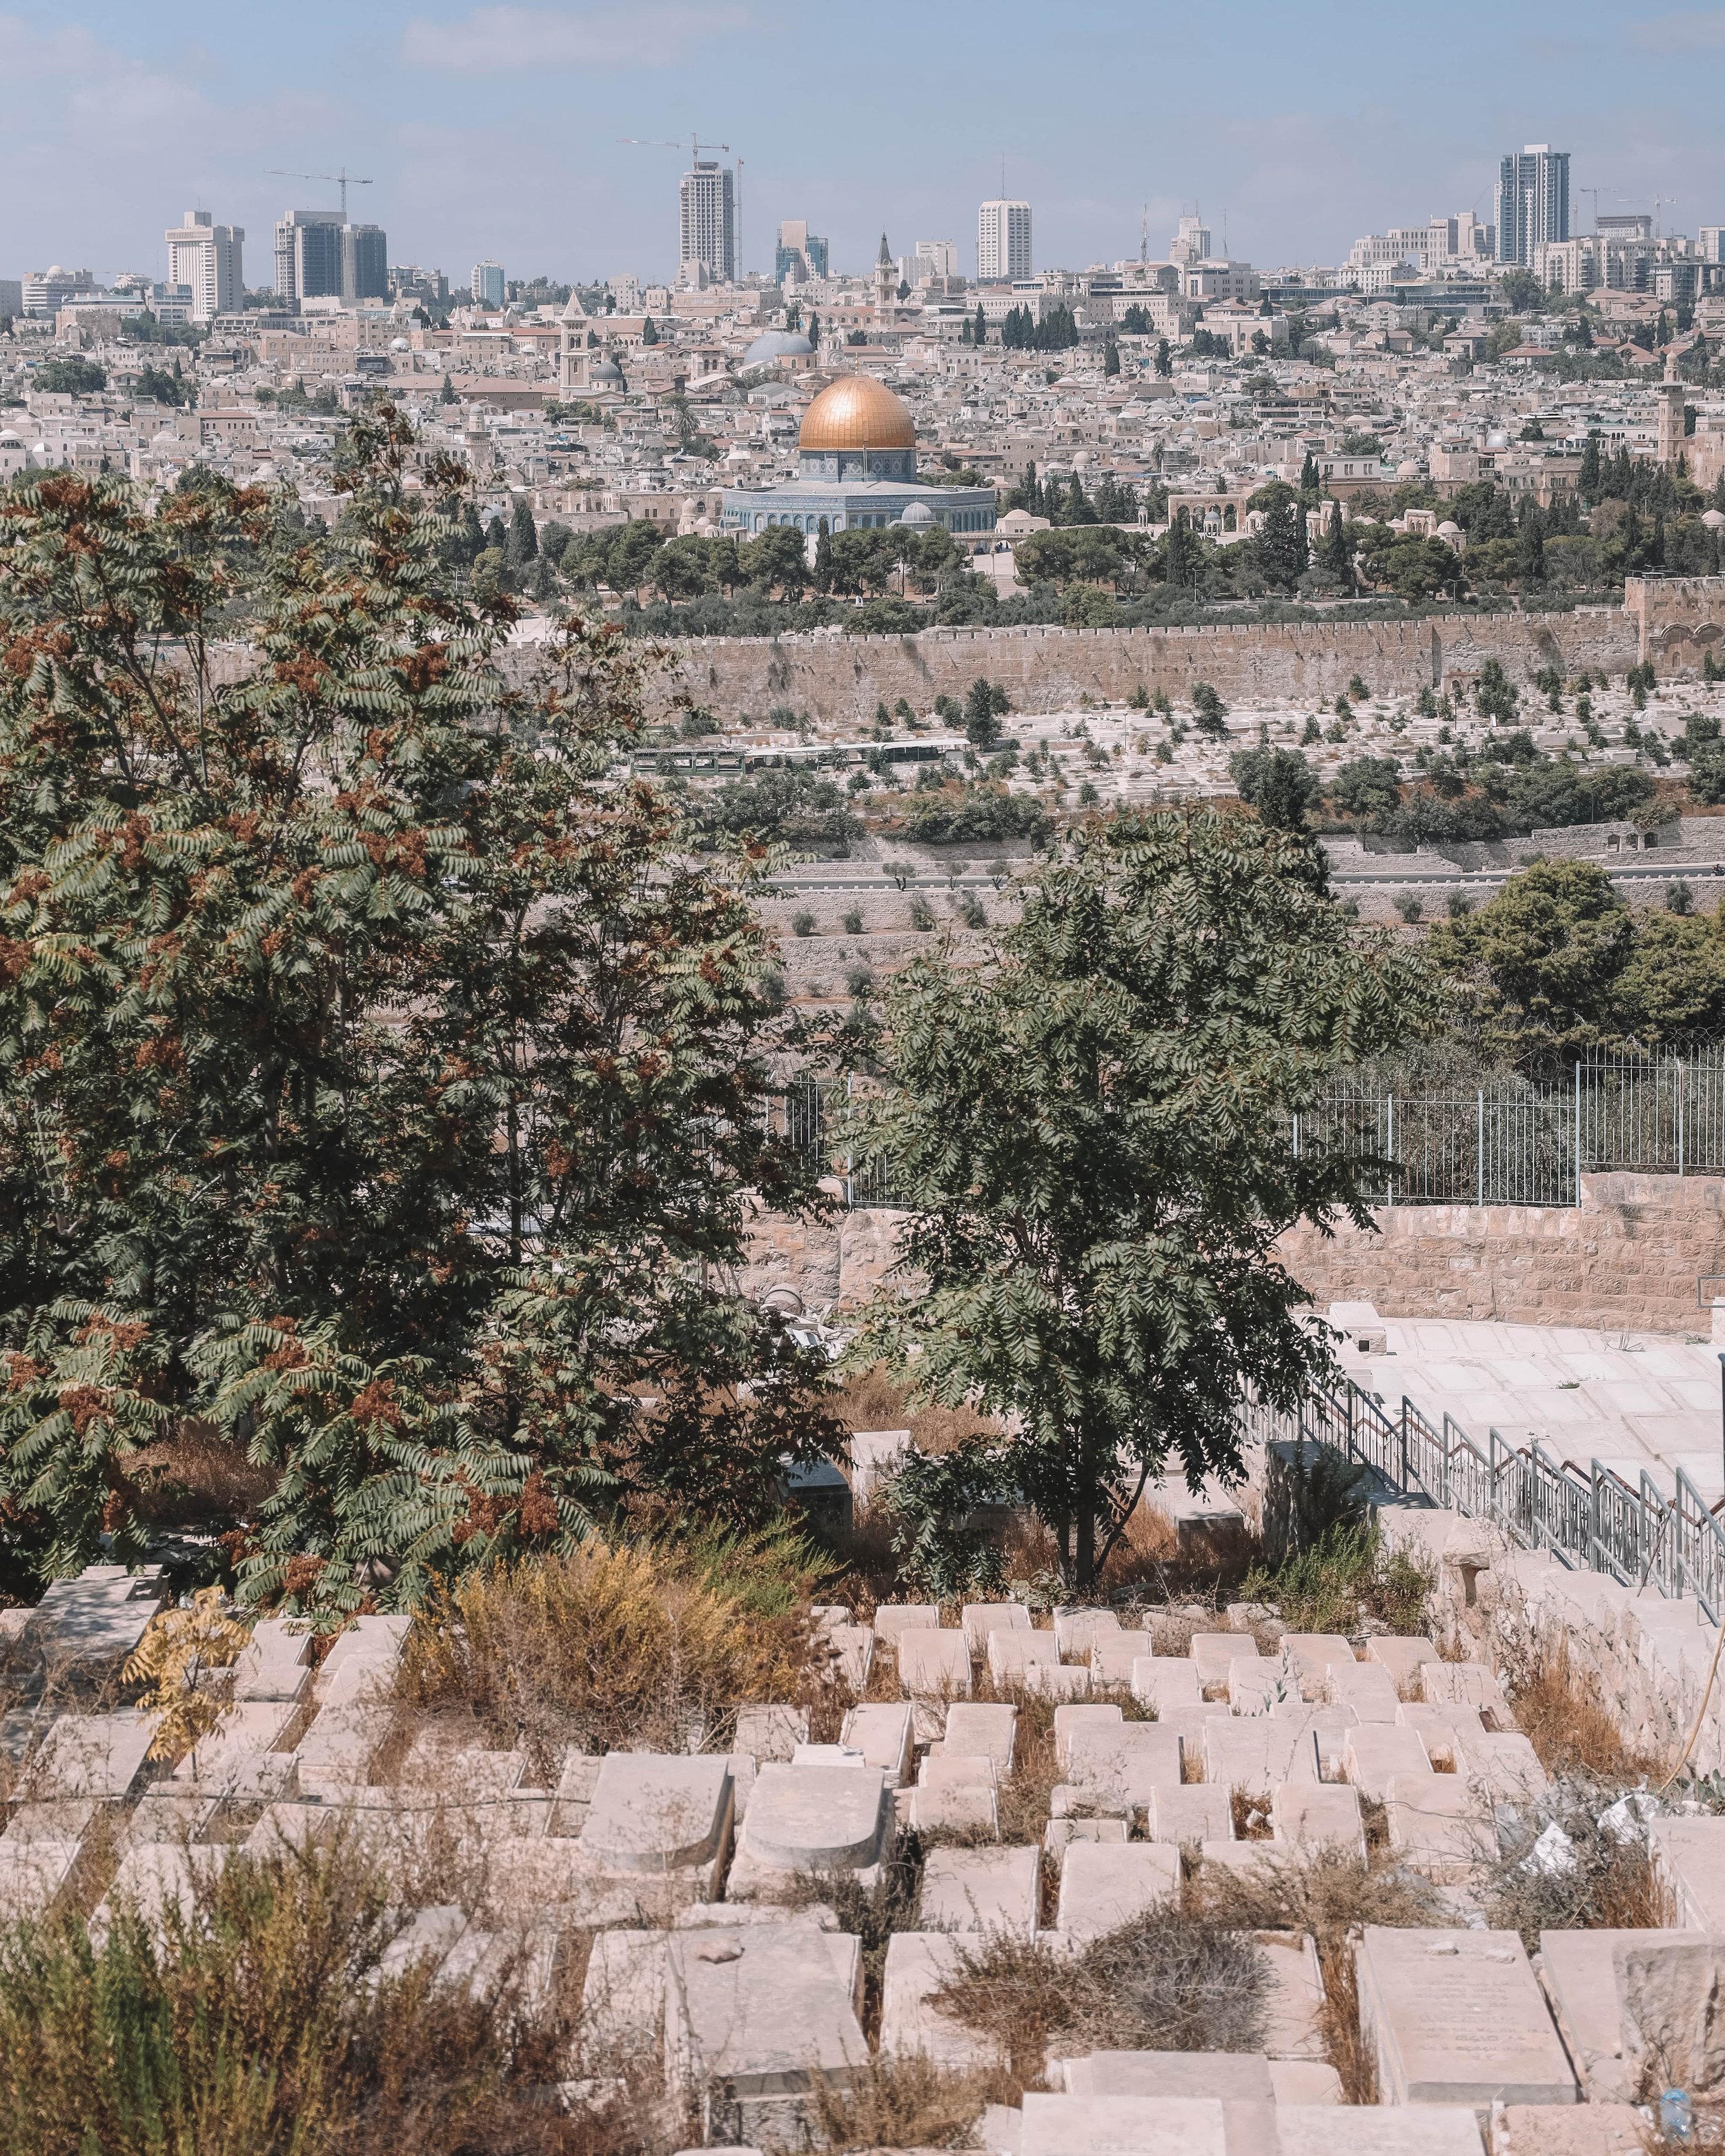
[903,1781,999,1837]
[1054,1608,1121,1658]
[873,1603,940,1641]
[24,1567,166,1672]
[126,1792,221,1844]
[1130,1656,1201,1713]
[319,1614,411,1673]
[897,1628,972,1699]
[1268,2062,1343,2105]
[1487,2103,1646,2155]
[1328,1661,1403,1723]
[945,1701,1018,1772]
[1065,1721,1183,1794]
[293,1705,391,1800]
[1016,1662,1092,1702]
[849,1430,911,1506]
[1016,2092,1228,2155]
[1228,1660,1288,1713]
[1053,1702,1122,1770]
[1044,1817,1127,1860]
[1254,1930,1327,2061]
[1049,1781,1128,1820]
[987,1629,1058,1685]
[963,1602,1033,1653]
[1368,1636,1441,1695]
[1191,1633,1258,1697]
[734,1706,809,1763]
[1535,1926,1713,2104]
[1354,1925,1577,2106]
[1147,1784,1233,1843]
[1091,1630,1154,1686]
[1063,2049,1273,2098]
[26,1708,155,1800]
[578,1753,732,1874]
[1651,1815,1725,1928]
[1457,1732,1548,1805]
[549,1752,602,1837]
[1056,1840,1179,1941]
[95,1844,230,1938]
[826,1625,874,1691]
[1421,1661,1512,1725]
[880,1931,1006,2069]
[840,1701,914,1786]
[0,1838,81,1917]
[166,1702,297,1794]
[1283,1633,1354,1684]
[1278,1703,1360,1779]
[1202,1717,1318,1792]
[920,1843,1038,1939]
[1272,1782,1367,1859]
[1275,2111,1489,2153]
[3,1797,97,1844]
[377,1903,471,1986]
[1386,1774,1489,1884]
[665,1921,866,2139]
[729,1761,890,1895]
[580,1927,667,2057]
[1343,1724,1433,1800]
[1197,1839,1285,1886]
[1395,1704,1486,1772]
[920,1750,994,1790]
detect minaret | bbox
[875,232,896,323]
[1658,346,1687,469]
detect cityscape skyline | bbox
[5,1,1725,288]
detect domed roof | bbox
[1704,510,1725,530]
[591,355,624,384]
[799,374,915,453]
[1437,520,1462,537]
[745,329,813,366]
[896,499,936,526]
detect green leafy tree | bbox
[1476,658,1521,725]
[506,497,538,568]
[1191,682,1228,738]
[34,357,108,397]
[1329,757,1403,820]
[1104,340,1121,377]
[642,316,658,346]
[440,373,457,405]
[964,677,1009,749]
[1230,747,1321,831]
[0,411,834,1609]
[1248,485,1308,592]
[847,811,1428,1584]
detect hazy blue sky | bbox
[5,2,1725,287]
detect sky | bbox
[5,1,1725,289]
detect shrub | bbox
[842,907,864,935]
[908,896,936,932]
[791,909,816,937]
[1191,682,1228,737]
[1243,1523,1434,1637]
[958,893,987,930]
[1485,1772,1668,1948]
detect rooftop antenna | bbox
[265,166,373,219]
[1141,203,1147,264]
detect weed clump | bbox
[1501,1636,1662,1781]
[1241,1524,1434,1636]
[1485,1773,1670,1948]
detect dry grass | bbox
[934,1908,1270,2092]
[807,2054,1018,2151]
[831,1365,1003,1458]
[396,1536,827,1780]
[1485,1771,1673,1949]
[1501,1636,1664,1781]
[0,1826,675,2156]
[1191,1840,1455,2106]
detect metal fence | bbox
[1247,1372,1725,1623]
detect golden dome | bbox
[798,374,916,453]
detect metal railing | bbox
[1247,1370,1725,1623]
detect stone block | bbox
[1092,1630,1154,1686]
[987,1630,1058,1685]
[1062,2048,1272,2099]
[1456,1732,1548,1805]
[1343,1724,1433,1801]
[1284,1703,1361,1779]
[1421,1662,1512,1726]
[735,1706,809,1763]
[1051,1782,1129,1820]
[731,1761,891,1888]
[580,1927,667,2057]
[1055,1840,1179,1941]
[880,1931,1006,2068]
[1272,1782,1367,1860]
[1130,1656,1201,1714]
[1268,2062,1344,2106]
[945,1701,1018,1772]
[898,1628,972,1699]
[1053,1703,1123,1772]
[1016,2092,1227,2155]
[1354,1925,1577,2106]
[1651,1815,1725,1929]
[165,1702,297,1795]
[963,1602,1034,1653]
[840,1702,914,1787]
[1394,1704,1486,1772]
[1147,1784,1232,1844]
[23,1566,167,1672]
[1043,1817,1128,1861]
[920,1844,1039,1939]
[1015,1662,1092,1702]
[827,1625,875,1691]
[1196,1839,1283,1886]
[1054,1608,1121,1658]
[849,1429,911,1505]
[25,1708,156,1801]
[1534,1926,1723,2105]
[1275,2112,1489,2153]
[1228,1660,1288,1714]
[667,1921,867,2139]
[0,1838,81,1918]
[1283,1633,1355,1683]
[1191,1633,1258,1696]
[95,1845,231,1938]
[1386,1774,1490,1885]
[293,1705,391,1799]
[1327,1661,1403,1723]
[1368,1636,1441,1696]
[920,1750,996,1790]
[579,1753,733,1874]
[1254,1930,1327,2061]
[874,1603,940,1641]
[1203,1717,1319,1792]
[903,1781,998,1837]
[1487,2102,1647,2155]
[1065,1721,1183,1793]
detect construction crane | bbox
[1655,194,1678,241]
[265,168,373,218]
[1578,186,1625,233]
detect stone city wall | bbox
[1275,1171,1725,1337]
[654,606,1647,726]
